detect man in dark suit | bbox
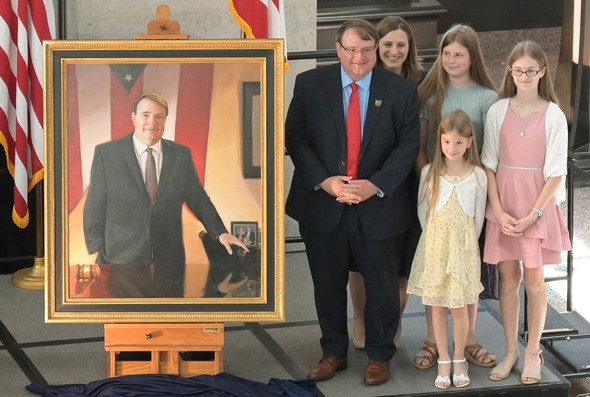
[83,93,247,298]
[285,19,420,385]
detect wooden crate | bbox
[104,323,224,378]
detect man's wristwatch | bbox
[531,206,543,217]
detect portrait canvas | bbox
[44,40,285,322]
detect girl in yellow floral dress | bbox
[408,110,487,389]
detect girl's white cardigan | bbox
[481,98,568,204]
[417,164,488,237]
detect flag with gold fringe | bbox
[229,0,289,71]
[0,0,56,228]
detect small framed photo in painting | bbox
[231,221,258,248]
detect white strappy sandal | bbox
[452,358,470,388]
[434,359,452,389]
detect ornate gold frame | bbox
[44,40,284,323]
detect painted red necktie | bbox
[145,147,157,202]
[347,82,361,179]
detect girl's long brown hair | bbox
[418,24,497,132]
[499,40,559,104]
[422,109,483,217]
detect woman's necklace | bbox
[519,119,528,137]
[517,113,534,137]
[511,97,543,137]
[509,106,532,137]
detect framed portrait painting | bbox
[44,39,285,323]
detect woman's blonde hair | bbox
[499,40,559,104]
[376,16,423,84]
[422,109,482,216]
[418,24,497,131]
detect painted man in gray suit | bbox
[83,93,247,298]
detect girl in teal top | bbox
[412,24,498,373]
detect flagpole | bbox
[11,182,45,289]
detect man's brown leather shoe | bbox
[308,356,348,381]
[364,360,390,385]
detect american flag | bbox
[229,0,289,71]
[0,0,56,228]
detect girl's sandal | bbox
[521,349,544,385]
[489,349,520,381]
[434,360,451,389]
[465,342,497,367]
[452,358,470,388]
[414,340,439,370]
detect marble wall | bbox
[61,0,315,245]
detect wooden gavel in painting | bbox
[75,264,101,281]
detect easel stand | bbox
[104,323,224,378]
[104,5,224,378]
[102,6,212,380]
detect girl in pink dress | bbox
[481,41,571,385]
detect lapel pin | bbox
[375,100,382,107]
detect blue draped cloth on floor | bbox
[26,372,316,397]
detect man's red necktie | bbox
[347,82,361,179]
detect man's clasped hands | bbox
[320,175,379,205]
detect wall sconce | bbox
[556,0,589,152]
[572,0,589,65]
[571,0,589,151]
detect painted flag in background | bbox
[0,0,56,228]
[229,0,289,71]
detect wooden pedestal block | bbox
[104,323,224,378]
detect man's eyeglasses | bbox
[510,68,543,77]
[338,42,376,56]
